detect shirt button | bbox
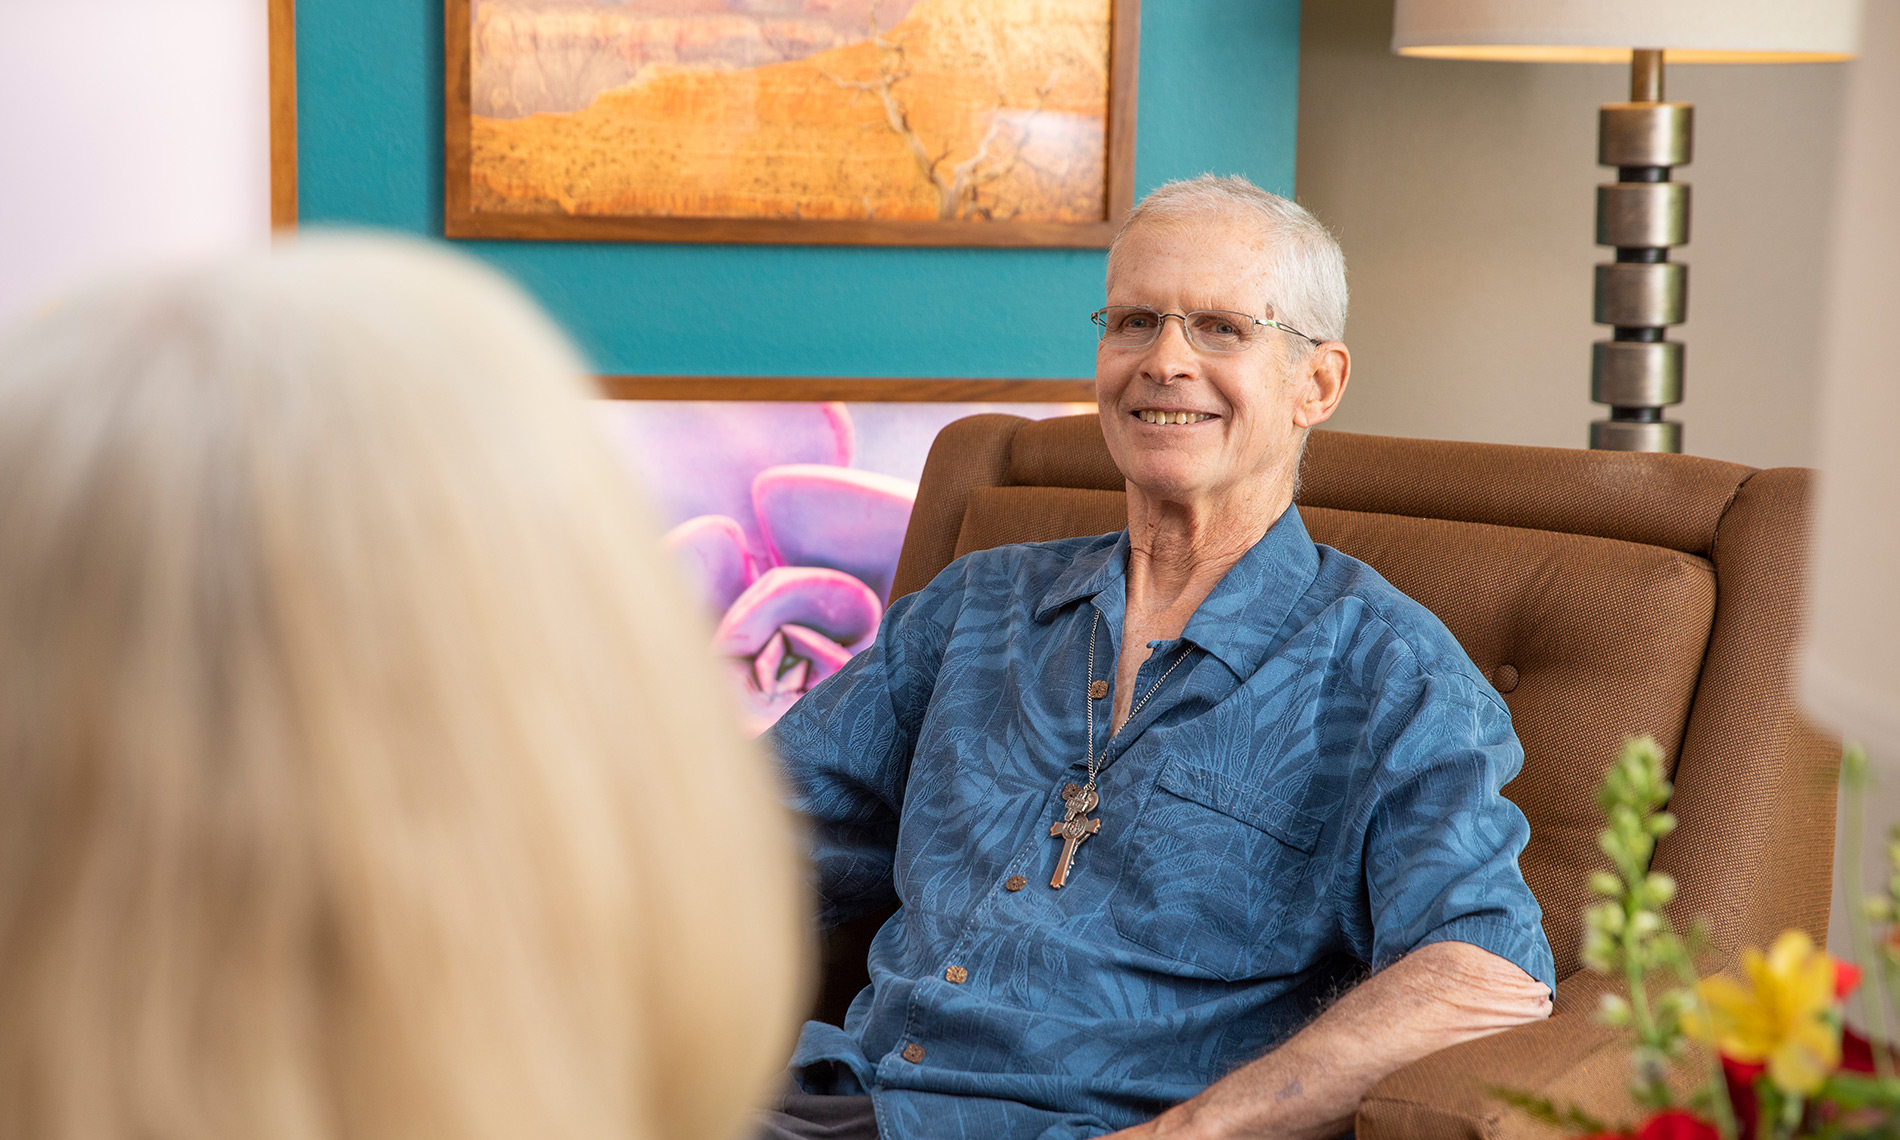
[1089,679,1109,700]
[944,965,968,984]
[902,1043,926,1063]
[1005,874,1028,891]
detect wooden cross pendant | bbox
[1048,782,1102,889]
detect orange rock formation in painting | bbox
[467,0,1110,222]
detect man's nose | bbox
[1142,314,1198,382]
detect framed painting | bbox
[443,0,1140,246]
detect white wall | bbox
[1296,0,1848,469]
[0,0,271,323]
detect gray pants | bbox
[752,1091,879,1140]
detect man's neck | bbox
[1123,482,1291,621]
[1110,482,1291,733]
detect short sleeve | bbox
[766,570,959,929]
[1360,674,1557,995]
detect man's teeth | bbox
[1137,410,1214,425]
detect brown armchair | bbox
[814,412,1837,1138]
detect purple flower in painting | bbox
[753,464,917,603]
[714,566,883,733]
[616,402,916,733]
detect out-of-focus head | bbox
[1096,175,1350,513]
[0,236,808,1140]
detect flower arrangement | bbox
[1508,738,1900,1140]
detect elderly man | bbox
[762,175,1555,1140]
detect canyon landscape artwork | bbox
[446,0,1136,244]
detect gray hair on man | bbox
[1108,174,1350,346]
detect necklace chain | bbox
[1082,611,1190,792]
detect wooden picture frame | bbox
[266,3,1099,401]
[597,377,1094,402]
[442,0,1139,247]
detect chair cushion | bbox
[951,487,1717,978]
[996,415,1754,554]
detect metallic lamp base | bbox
[1588,50,1689,454]
[1591,419,1683,453]
[1592,340,1684,406]
[1594,262,1688,327]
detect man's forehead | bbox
[1105,214,1278,297]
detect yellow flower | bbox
[1692,930,1841,1096]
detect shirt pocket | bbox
[1110,757,1327,982]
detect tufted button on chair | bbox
[814,414,1836,1138]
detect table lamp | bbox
[1802,0,1896,767]
[1391,1,1859,452]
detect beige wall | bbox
[1295,0,1848,469]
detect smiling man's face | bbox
[1096,212,1313,512]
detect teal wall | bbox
[296,2,1302,378]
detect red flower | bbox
[1839,1026,1900,1075]
[1635,1109,1720,1140]
[1836,960,1863,1000]
[1720,1056,1767,1140]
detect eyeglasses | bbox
[1090,305,1324,354]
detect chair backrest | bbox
[890,414,1836,983]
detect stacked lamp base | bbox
[1590,49,1690,453]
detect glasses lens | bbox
[1098,306,1161,345]
[1185,311,1255,353]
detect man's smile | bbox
[1133,408,1219,425]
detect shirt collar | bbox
[1033,506,1322,679]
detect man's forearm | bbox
[1110,940,1552,1140]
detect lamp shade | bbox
[1393,0,1861,62]
[1802,0,1900,760]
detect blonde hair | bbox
[1108,174,1350,343]
[0,235,808,1140]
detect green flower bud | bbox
[1589,902,1626,934]
[1589,871,1623,897]
[1646,872,1678,905]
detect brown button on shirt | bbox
[901,1043,926,1064]
[944,965,968,984]
[1005,874,1028,891]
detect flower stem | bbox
[1666,942,1738,1140]
[1842,745,1897,1081]
[1774,1089,1803,1140]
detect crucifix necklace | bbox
[1048,611,1191,889]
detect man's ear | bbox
[1292,342,1350,430]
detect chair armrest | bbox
[1356,972,1646,1140]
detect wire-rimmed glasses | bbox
[1091,305,1324,354]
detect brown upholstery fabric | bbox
[993,415,1755,555]
[954,487,1127,559]
[890,415,1026,601]
[852,413,1833,1140]
[1661,468,1834,953]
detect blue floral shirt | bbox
[767,506,1555,1140]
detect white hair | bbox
[1108,174,1350,344]
[0,234,808,1140]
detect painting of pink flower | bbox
[607,399,1091,732]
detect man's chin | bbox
[1120,463,1225,507]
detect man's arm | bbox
[766,576,958,928]
[1107,940,1551,1140]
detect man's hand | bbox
[1099,940,1551,1140]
